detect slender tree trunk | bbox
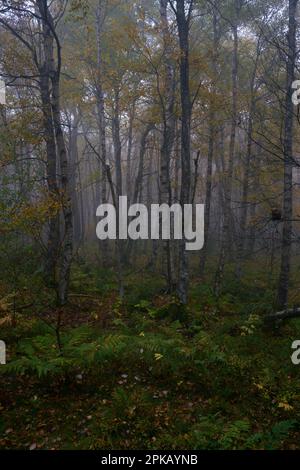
[125,124,153,261]
[111,86,125,290]
[159,0,176,292]
[39,9,60,288]
[69,109,81,246]
[236,42,260,278]
[176,0,193,304]
[133,124,153,203]
[126,102,135,204]
[77,148,85,243]
[215,2,239,295]
[112,87,123,198]
[247,144,261,255]
[96,0,109,266]
[200,8,219,276]
[40,72,60,288]
[277,0,298,309]
[37,0,73,305]
[52,72,73,306]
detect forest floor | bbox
[1,262,300,450]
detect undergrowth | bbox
[1,267,300,450]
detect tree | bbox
[171,0,193,304]
[0,0,74,305]
[159,0,176,291]
[277,0,299,309]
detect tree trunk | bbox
[126,103,135,204]
[68,109,82,246]
[40,72,60,288]
[112,87,123,198]
[159,0,176,292]
[37,0,73,305]
[277,0,298,309]
[176,0,193,304]
[236,40,261,278]
[214,1,239,295]
[39,7,60,289]
[200,8,219,277]
[52,72,73,306]
[95,0,109,266]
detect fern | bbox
[244,420,297,450]
[219,420,250,450]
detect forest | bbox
[1,0,300,452]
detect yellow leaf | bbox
[154,353,163,361]
[278,402,293,411]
